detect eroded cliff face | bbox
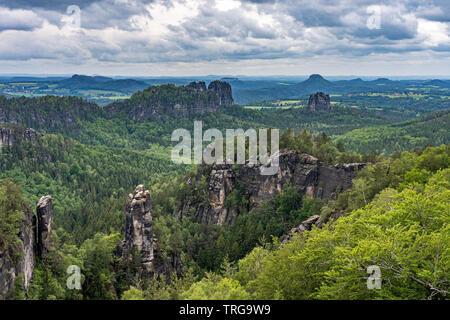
[208,80,234,106]
[178,150,364,226]
[0,202,34,299]
[121,185,183,278]
[308,92,331,111]
[105,81,234,120]
[0,127,43,149]
[123,185,154,273]
[35,196,53,259]
[280,215,322,246]
[0,194,53,299]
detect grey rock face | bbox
[186,81,207,91]
[280,215,322,246]
[123,185,154,273]
[308,92,331,111]
[121,185,184,279]
[35,196,53,259]
[0,127,43,148]
[106,81,234,121]
[178,150,364,226]
[208,80,234,106]
[0,200,36,299]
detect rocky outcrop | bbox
[35,196,53,259]
[280,215,322,246]
[208,80,234,106]
[0,194,53,299]
[186,81,207,91]
[0,202,35,299]
[105,81,234,120]
[308,92,331,111]
[121,185,183,279]
[0,127,43,149]
[178,150,364,226]
[123,185,154,273]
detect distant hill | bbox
[423,79,450,88]
[232,74,450,104]
[57,74,149,93]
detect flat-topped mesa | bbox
[308,92,331,111]
[0,127,43,148]
[123,185,154,273]
[35,196,53,258]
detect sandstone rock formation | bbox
[121,185,183,279]
[280,215,322,246]
[35,196,53,259]
[0,202,35,299]
[0,127,43,149]
[308,92,331,111]
[178,150,364,225]
[123,185,154,273]
[0,194,53,299]
[186,81,207,91]
[208,80,234,106]
[105,81,234,120]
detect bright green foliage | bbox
[0,133,186,244]
[337,110,450,155]
[29,228,83,300]
[228,167,449,300]
[0,179,27,263]
[121,286,145,300]
[181,273,251,300]
[80,233,121,300]
[1,86,449,300]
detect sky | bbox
[0,0,449,77]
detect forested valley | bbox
[0,82,449,300]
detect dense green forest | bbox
[1,144,448,300]
[0,83,449,300]
[336,110,450,155]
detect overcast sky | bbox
[0,0,449,76]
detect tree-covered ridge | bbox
[104,81,233,120]
[336,110,450,155]
[0,95,102,132]
[1,85,449,156]
[178,145,450,300]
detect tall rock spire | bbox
[35,195,53,258]
[124,185,154,273]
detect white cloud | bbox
[0,0,448,75]
[417,19,450,47]
[0,7,44,30]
